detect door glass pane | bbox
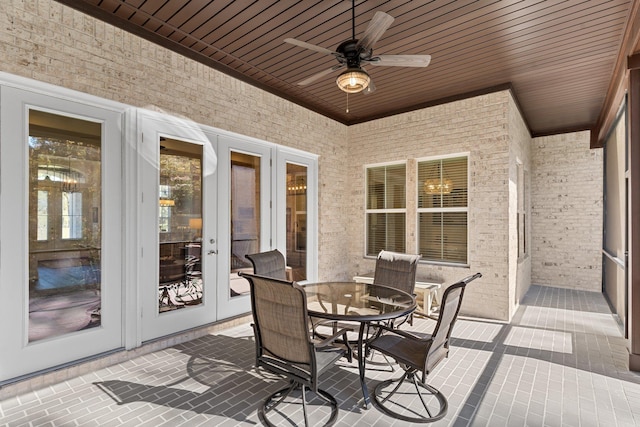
[230,152,260,297]
[158,138,203,313]
[287,164,307,280]
[28,110,102,342]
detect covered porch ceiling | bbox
[56,0,640,144]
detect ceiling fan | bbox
[284,1,431,94]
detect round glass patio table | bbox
[303,281,416,409]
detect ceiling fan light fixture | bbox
[336,68,370,93]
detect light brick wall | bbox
[348,92,513,320]
[531,132,603,290]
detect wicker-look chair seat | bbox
[240,272,351,427]
[367,272,482,423]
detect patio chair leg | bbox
[373,370,448,423]
[259,383,339,427]
[410,373,433,418]
[379,370,409,405]
[301,385,309,427]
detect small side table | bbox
[352,274,442,317]
[414,282,442,317]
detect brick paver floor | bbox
[2,285,640,426]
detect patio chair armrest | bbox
[375,324,430,341]
[314,327,354,348]
[314,327,354,362]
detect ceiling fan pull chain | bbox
[346,92,350,113]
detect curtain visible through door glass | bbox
[230,152,261,296]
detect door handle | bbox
[208,250,218,255]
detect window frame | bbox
[364,160,407,257]
[416,153,470,266]
[517,161,528,259]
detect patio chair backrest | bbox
[373,250,421,295]
[245,273,312,367]
[245,249,287,280]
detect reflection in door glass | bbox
[287,164,307,280]
[28,110,102,342]
[230,152,261,297]
[158,138,203,313]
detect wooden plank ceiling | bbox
[55,0,634,136]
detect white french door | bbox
[276,147,319,283]
[139,111,218,342]
[0,86,123,382]
[216,134,272,318]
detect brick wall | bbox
[531,132,603,290]
[348,92,514,320]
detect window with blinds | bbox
[365,163,406,256]
[418,156,468,264]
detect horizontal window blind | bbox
[417,156,468,264]
[367,164,406,210]
[366,164,406,256]
[418,156,467,208]
[367,212,406,255]
[418,212,467,263]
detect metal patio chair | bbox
[367,272,482,423]
[240,272,352,427]
[371,250,421,327]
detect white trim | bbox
[363,159,408,169]
[415,151,471,163]
[123,107,140,350]
[0,72,127,113]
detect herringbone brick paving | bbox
[1,285,640,426]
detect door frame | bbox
[0,76,126,382]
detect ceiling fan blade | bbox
[368,54,432,67]
[296,64,345,86]
[284,38,337,56]
[362,78,376,95]
[356,11,394,52]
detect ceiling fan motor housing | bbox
[336,40,364,67]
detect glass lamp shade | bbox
[336,68,371,93]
